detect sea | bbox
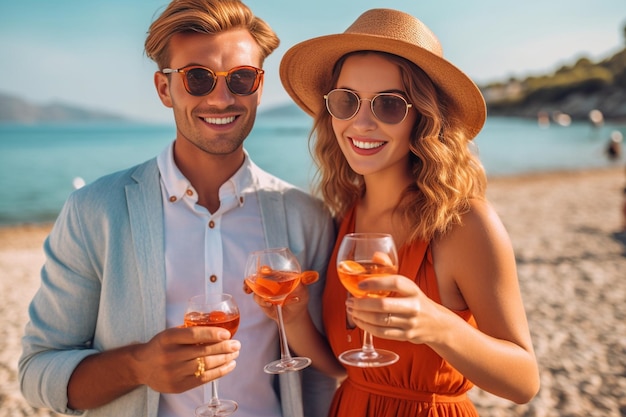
[1,109,625,226]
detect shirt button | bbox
[169,196,177,203]
[186,189,193,196]
[208,220,215,228]
[209,275,218,283]
[239,196,244,204]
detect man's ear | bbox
[154,71,173,108]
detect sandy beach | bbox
[1,167,625,416]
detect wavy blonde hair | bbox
[311,51,487,242]
[144,0,279,69]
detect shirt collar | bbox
[157,141,250,210]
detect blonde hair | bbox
[145,0,279,69]
[311,51,487,242]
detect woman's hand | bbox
[243,270,319,325]
[345,275,443,345]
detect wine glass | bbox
[244,247,312,374]
[184,293,240,417]
[336,232,399,367]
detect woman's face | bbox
[331,53,417,178]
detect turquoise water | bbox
[0,111,624,225]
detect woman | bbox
[260,8,539,416]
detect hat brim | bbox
[280,33,486,139]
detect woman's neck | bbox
[355,165,414,245]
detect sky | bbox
[1,0,624,124]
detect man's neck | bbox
[173,142,245,213]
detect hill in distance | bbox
[0,92,129,123]
[481,43,626,121]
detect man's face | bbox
[155,29,264,157]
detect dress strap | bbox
[397,239,428,279]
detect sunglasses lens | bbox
[326,90,359,120]
[185,68,216,96]
[227,67,261,95]
[372,95,408,124]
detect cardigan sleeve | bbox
[19,190,102,415]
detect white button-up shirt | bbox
[156,143,281,417]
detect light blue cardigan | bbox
[19,157,337,417]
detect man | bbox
[18,1,336,416]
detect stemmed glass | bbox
[184,293,240,417]
[245,247,312,374]
[336,232,399,367]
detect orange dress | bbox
[322,206,479,416]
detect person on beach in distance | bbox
[18,1,338,416]
[621,165,626,232]
[605,130,623,162]
[260,8,540,416]
[622,184,626,232]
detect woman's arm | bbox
[431,199,539,402]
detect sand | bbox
[1,167,625,416]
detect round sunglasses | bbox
[324,88,413,124]
[162,65,264,96]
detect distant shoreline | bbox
[2,166,624,230]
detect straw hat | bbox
[280,8,486,139]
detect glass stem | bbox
[275,304,292,362]
[209,380,220,406]
[362,330,376,354]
